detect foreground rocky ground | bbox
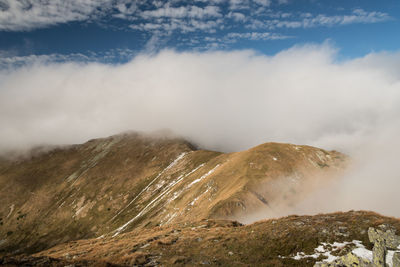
[1,211,400,266]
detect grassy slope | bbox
[0,132,346,256]
[26,211,400,267]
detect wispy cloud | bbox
[141,5,222,19]
[226,32,291,41]
[0,0,113,31]
[249,9,391,30]
[0,48,136,69]
[130,18,223,34]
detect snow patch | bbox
[352,247,373,262]
[6,204,14,218]
[190,187,211,206]
[112,156,209,236]
[293,240,367,263]
[187,164,220,188]
[110,152,187,222]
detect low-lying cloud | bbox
[1,43,400,217]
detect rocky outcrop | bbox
[368,225,400,266]
[314,252,372,267]
[314,224,400,267]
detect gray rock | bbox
[393,252,400,267]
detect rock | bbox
[314,252,372,267]
[369,226,400,248]
[228,251,234,256]
[393,252,400,267]
[368,225,400,267]
[315,225,400,267]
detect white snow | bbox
[58,201,66,208]
[353,247,373,262]
[109,152,187,222]
[272,157,278,161]
[387,248,400,267]
[286,239,399,265]
[112,159,207,236]
[293,252,320,260]
[294,240,370,263]
[6,204,14,218]
[190,188,210,206]
[187,164,220,188]
[315,245,325,253]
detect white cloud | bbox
[0,0,114,31]
[253,0,271,7]
[141,5,221,19]
[226,32,290,40]
[229,0,250,10]
[0,49,136,69]
[2,44,400,217]
[130,18,223,34]
[257,9,391,29]
[227,11,247,22]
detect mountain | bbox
[0,132,346,258]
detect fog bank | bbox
[1,43,400,217]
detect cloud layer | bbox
[1,44,400,217]
[1,44,400,153]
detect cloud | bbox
[141,5,222,19]
[255,9,391,30]
[226,32,291,40]
[1,43,399,153]
[277,0,288,4]
[0,49,136,69]
[2,43,400,218]
[0,0,114,31]
[130,18,223,34]
[227,11,247,22]
[253,0,271,7]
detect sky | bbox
[0,0,399,66]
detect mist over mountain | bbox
[1,44,400,220]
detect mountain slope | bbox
[4,211,400,267]
[0,132,346,256]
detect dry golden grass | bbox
[0,132,346,259]
[23,210,400,266]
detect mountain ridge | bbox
[0,131,346,257]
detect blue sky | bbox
[0,0,399,66]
